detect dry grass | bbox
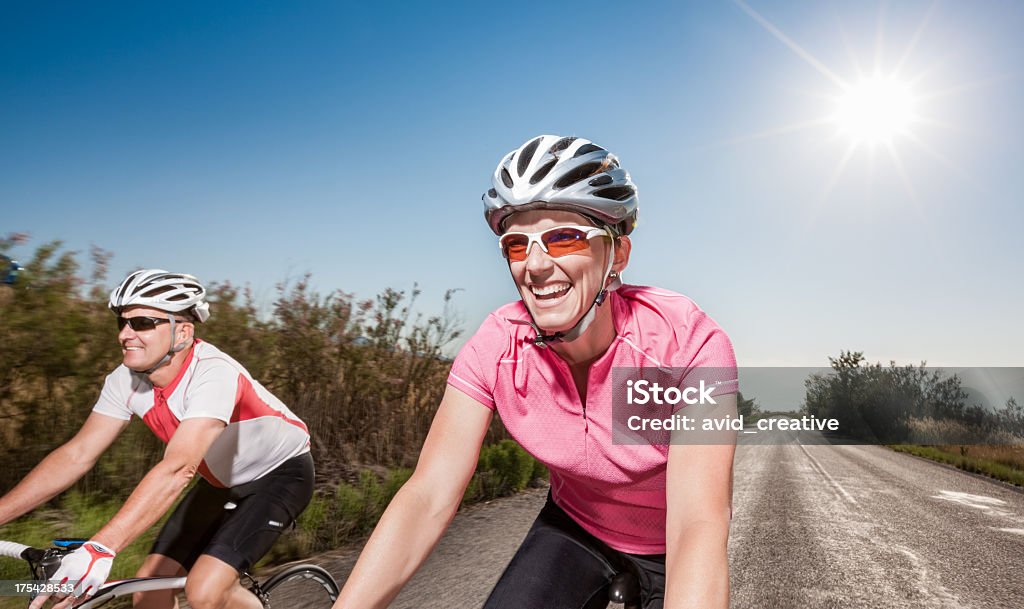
[938,444,1024,470]
[905,416,1023,446]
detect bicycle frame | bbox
[64,576,188,608]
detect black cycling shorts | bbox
[150,451,314,573]
[483,492,666,609]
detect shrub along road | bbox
[309,433,1023,608]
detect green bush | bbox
[803,351,1010,444]
[531,455,549,484]
[294,492,329,551]
[285,466,417,556]
[383,468,413,500]
[469,440,544,501]
[334,480,367,535]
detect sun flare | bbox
[833,76,917,145]
[730,0,971,199]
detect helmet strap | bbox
[141,316,190,375]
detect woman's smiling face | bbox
[502,209,616,333]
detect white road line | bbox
[799,443,859,506]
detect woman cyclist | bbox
[333,135,737,609]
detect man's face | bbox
[502,210,613,333]
[116,305,189,372]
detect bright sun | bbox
[833,75,917,145]
[733,0,960,198]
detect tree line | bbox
[803,350,1022,444]
[0,234,496,497]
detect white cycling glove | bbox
[51,541,116,597]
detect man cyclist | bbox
[333,135,737,609]
[0,269,313,609]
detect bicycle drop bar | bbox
[0,541,31,559]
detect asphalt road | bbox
[730,432,1024,609]
[316,434,1024,608]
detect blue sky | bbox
[3,0,1022,367]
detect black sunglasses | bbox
[117,316,190,332]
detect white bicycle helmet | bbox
[109,269,210,323]
[483,135,638,236]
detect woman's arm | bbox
[332,386,493,609]
[664,393,737,609]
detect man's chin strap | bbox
[142,315,191,375]
[507,231,621,349]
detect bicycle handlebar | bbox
[0,540,66,583]
[0,541,30,559]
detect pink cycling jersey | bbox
[93,339,310,488]
[448,285,737,554]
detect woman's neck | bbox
[551,297,617,367]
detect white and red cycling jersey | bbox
[448,285,737,554]
[93,339,309,488]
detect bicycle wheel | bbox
[258,564,339,609]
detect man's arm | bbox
[89,417,226,552]
[333,386,493,609]
[0,412,128,526]
[664,393,737,609]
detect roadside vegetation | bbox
[804,350,1023,486]
[890,444,1024,487]
[0,235,546,585]
[736,391,763,422]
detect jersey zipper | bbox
[549,354,590,433]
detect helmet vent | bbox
[108,269,208,321]
[141,284,184,300]
[594,186,636,201]
[573,143,604,158]
[517,137,542,177]
[530,159,557,185]
[549,136,577,154]
[554,162,604,189]
[484,135,638,237]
